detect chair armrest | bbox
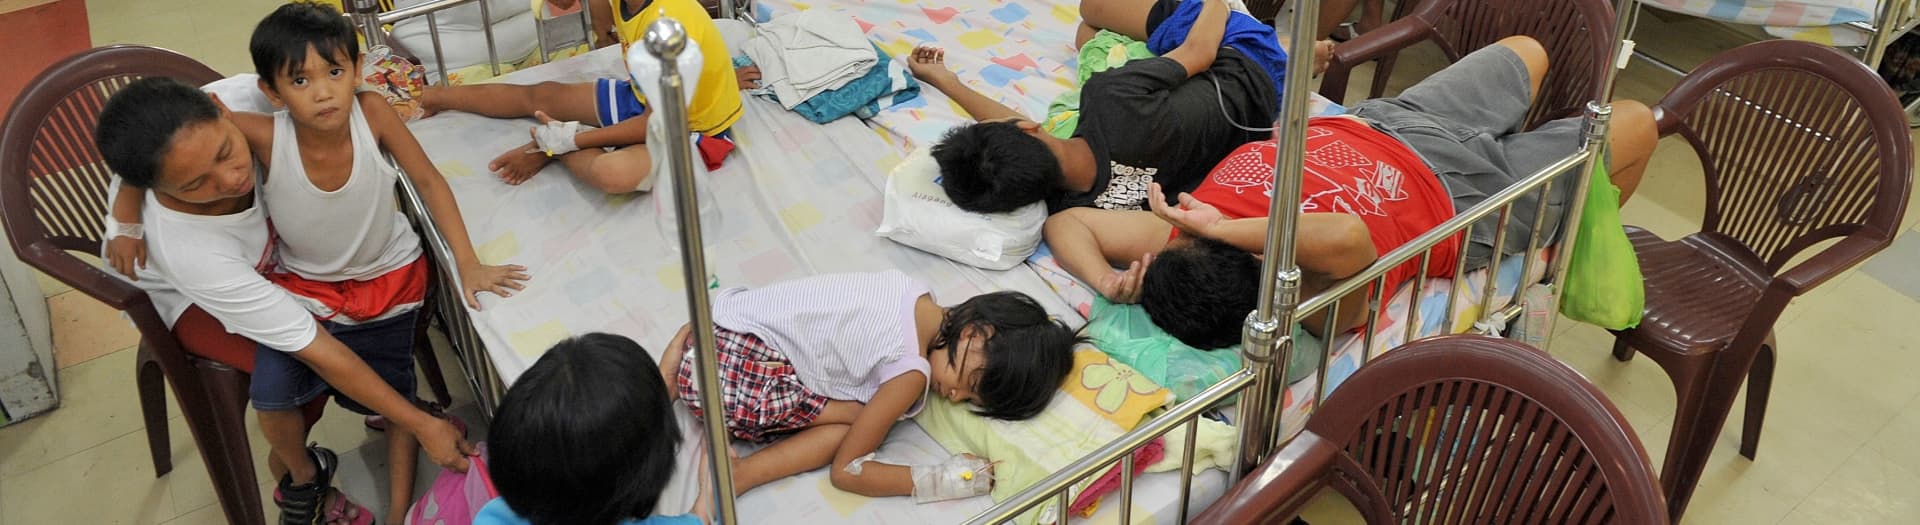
[1192,432,1340,525]
[17,239,146,311]
[1317,16,1433,104]
[1776,233,1890,295]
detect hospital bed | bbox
[357,0,1630,522]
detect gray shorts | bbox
[1347,44,1595,269]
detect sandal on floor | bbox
[274,445,373,525]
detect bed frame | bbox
[363,0,1634,521]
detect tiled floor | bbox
[3,1,1918,524]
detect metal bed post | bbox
[349,0,388,48]
[1540,0,1640,349]
[645,17,738,524]
[1234,0,1320,474]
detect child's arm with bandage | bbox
[826,372,994,501]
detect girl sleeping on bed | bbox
[658,270,1081,500]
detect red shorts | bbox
[677,326,827,443]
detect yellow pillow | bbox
[1063,347,1171,430]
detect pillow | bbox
[1084,296,1324,403]
[199,74,276,114]
[915,346,1236,525]
[876,148,1046,270]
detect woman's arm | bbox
[826,373,927,496]
[361,93,529,308]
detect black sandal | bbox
[273,445,365,525]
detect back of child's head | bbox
[491,333,679,525]
[1141,237,1261,350]
[96,77,223,189]
[934,291,1079,420]
[930,121,1062,214]
[250,1,360,89]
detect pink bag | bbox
[405,443,499,525]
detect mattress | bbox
[407,44,1225,524]
[1638,0,1886,47]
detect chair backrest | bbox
[0,45,222,320]
[1653,40,1913,274]
[1410,0,1616,128]
[1197,336,1668,524]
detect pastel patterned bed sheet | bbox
[1029,247,1547,433]
[731,419,1228,525]
[406,46,1084,384]
[751,0,1345,148]
[1638,0,1885,46]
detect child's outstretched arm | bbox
[360,93,530,309]
[905,46,1027,123]
[1042,207,1173,304]
[826,373,926,496]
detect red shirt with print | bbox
[1182,116,1459,303]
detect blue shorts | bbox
[251,312,419,415]
[1145,0,1290,93]
[595,77,649,126]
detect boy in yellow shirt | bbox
[420,0,749,193]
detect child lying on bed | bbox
[908,0,1332,215]
[415,0,748,193]
[480,333,716,525]
[95,77,475,525]
[1042,36,1659,349]
[657,271,1080,499]
[104,5,528,522]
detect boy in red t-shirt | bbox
[1041,36,1657,349]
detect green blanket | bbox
[1085,297,1324,402]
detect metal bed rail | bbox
[1627,0,1920,76]
[347,0,597,85]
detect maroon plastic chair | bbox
[1608,39,1912,522]
[1318,0,1615,131]
[1194,336,1668,524]
[0,45,455,525]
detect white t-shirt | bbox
[709,270,932,407]
[105,178,318,352]
[263,99,421,282]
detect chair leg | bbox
[181,365,266,525]
[1368,53,1399,99]
[1656,351,1759,523]
[136,346,172,477]
[1740,335,1777,460]
[1611,338,1636,362]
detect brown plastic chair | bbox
[1194,336,1669,524]
[1317,0,1615,131]
[0,45,455,525]
[1607,39,1913,522]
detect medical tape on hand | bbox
[533,120,587,157]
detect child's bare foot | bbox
[489,142,551,185]
[1314,39,1335,76]
[906,45,958,87]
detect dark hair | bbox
[250,1,360,88]
[1141,237,1261,349]
[96,77,223,189]
[930,121,1062,213]
[932,291,1080,420]
[491,333,679,525]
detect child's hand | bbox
[417,416,475,473]
[1148,182,1227,239]
[460,262,530,309]
[736,65,762,90]
[906,46,958,87]
[1097,253,1152,304]
[106,236,147,280]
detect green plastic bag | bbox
[1559,161,1645,329]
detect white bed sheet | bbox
[407,45,1223,524]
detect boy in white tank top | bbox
[105,5,529,523]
